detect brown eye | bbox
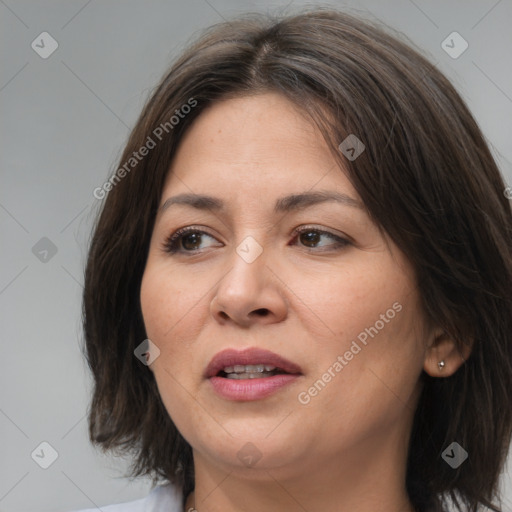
[292,227,350,251]
[163,228,220,254]
[181,232,203,250]
[299,231,321,247]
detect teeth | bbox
[221,364,282,379]
[222,364,277,374]
[226,371,277,380]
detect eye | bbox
[291,226,350,251]
[162,227,221,254]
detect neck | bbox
[185,427,415,512]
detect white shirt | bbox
[70,483,183,512]
[69,484,443,512]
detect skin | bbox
[140,92,467,512]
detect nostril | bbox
[254,308,269,316]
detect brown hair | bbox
[82,8,512,512]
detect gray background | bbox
[1,1,511,511]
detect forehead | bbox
[161,93,357,204]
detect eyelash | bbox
[162,225,351,255]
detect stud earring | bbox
[438,360,445,370]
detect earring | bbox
[438,360,445,370]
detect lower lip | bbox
[208,374,301,401]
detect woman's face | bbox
[140,92,433,477]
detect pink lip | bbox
[205,347,303,401]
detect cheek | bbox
[298,302,425,445]
[321,297,424,421]
[299,259,411,342]
[301,254,425,392]
[140,270,169,341]
[140,262,206,347]
[140,268,204,432]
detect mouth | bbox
[205,347,303,401]
[205,347,303,379]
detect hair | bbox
[82,7,512,512]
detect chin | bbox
[191,425,303,471]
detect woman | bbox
[76,8,512,512]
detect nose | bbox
[210,245,288,328]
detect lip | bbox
[205,347,303,401]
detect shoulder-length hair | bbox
[82,8,512,512]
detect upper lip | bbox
[205,347,303,378]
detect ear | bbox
[423,329,472,377]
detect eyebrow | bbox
[159,190,365,214]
